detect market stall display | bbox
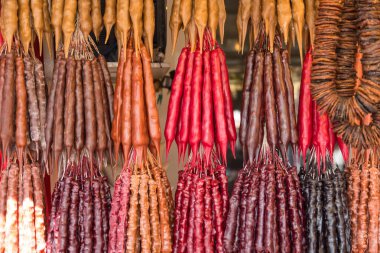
[46,156,111,253]
[0,160,47,253]
[3,0,380,252]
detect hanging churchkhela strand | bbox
[44,26,114,174]
[108,35,173,252]
[167,0,232,250]
[0,36,52,252]
[225,27,303,252]
[300,162,351,252]
[307,0,380,251]
[46,156,111,253]
[106,0,174,251]
[345,150,380,252]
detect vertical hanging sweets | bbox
[0,161,47,253]
[0,0,52,54]
[298,49,351,252]
[227,0,316,251]
[104,1,174,252]
[47,0,115,248]
[345,150,380,252]
[0,0,52,164]
[0,0,53,250]
[45,0,116,172]
[167,0,232,162]
[300,163,351,252]
[44,33,114,172]
[166,0,234,252]
[236,0,306,57]
[108,41,174,253]
[46,14,114,250]
[309,0,380,251]
[46,156,111,253]
[0,47,48,165]
[298,48,349,169]
[225,22,304,251]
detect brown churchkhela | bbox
[310,0,380,149]
[42,28,114,252]
[44,28,114,173]
[92,59,107,164]
[240,31,297,164]
[63,57,76,159]
[75,59,84,153]
[0,46,50,175]
[24,56,41,148]
[15,56,27,168]
[1,52,15,159]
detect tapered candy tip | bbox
[229,140,236,159]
